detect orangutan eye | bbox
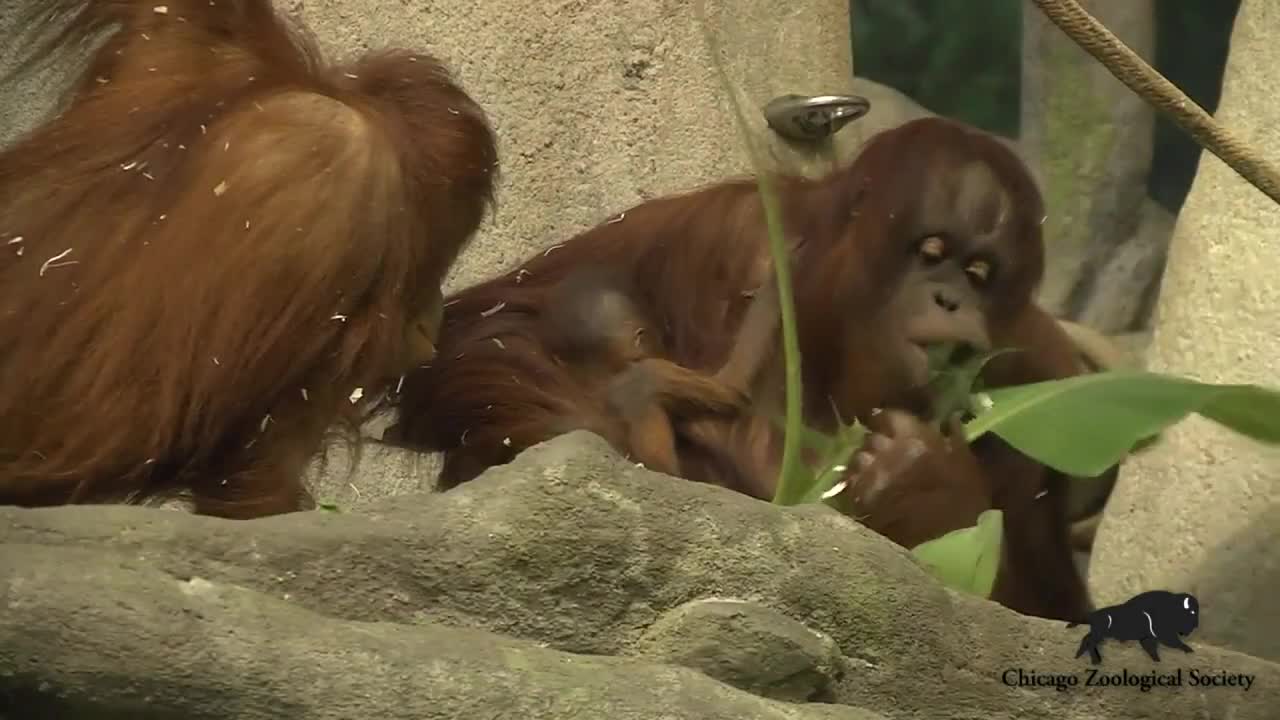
[965,259,993,285]
[918,235,946,262]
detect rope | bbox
[1030,0,1280,207]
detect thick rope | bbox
[1031,0,1280,207]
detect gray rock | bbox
[1089,0,1280,665]
[2,432,1277,719]
[631,598,842,703]
[1020,0,1160,330]
[303,434,443,510]
[0,545,882,720]
[1070,197,1177,333]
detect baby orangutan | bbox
[538,267,779,478]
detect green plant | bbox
[912,508,1005,597]
[795,357,1280,598]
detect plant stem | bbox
[757,178,808,506]
[693,2,807,503]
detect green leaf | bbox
[910,509,1004,598]
[317,502,341,513]
[798,419,869,505]
[768,413,870,507]
[769,417,837,505]
[788,467,827,505]
[925,346,1017,423]
[964,370,1280,477]
[924,342,959,373]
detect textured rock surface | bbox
[1021,0,1166,332]
[630,598,843,703]
[2,433,1276,719]
[1091,0,1280,664]
[0,547,882,720]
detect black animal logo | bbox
[1068,590,1199,664]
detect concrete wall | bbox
[0,0,861,508]
[1020,0,1164,333]
[1,0,861,295]
[1090,0,1280,662]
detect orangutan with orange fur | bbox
[391,117,1092,623]
[0,0,497,517]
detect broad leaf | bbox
[964,370,1280,477]
[910,509,1004,598]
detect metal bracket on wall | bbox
[764,94,870,143]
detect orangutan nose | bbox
[933,289,961,313]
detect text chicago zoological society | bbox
[1002,667,1255,693]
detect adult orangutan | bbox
[391,116,1093,623]
[0,0,497,517]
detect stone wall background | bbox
[1089,0,1280,663]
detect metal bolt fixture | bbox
[764,94,871,142]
